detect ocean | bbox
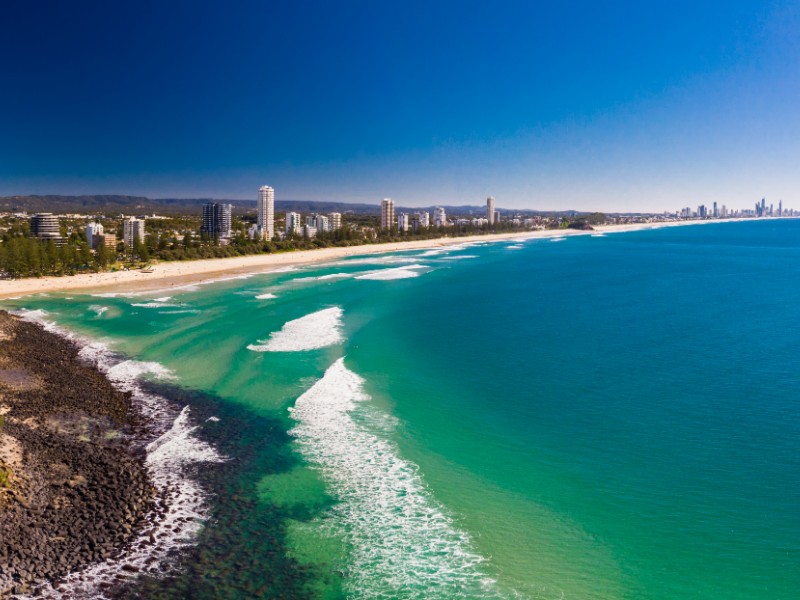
[5,219,800,599]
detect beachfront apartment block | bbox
[257,185,275,240]
[433,207,447,227]
[329,212,342,231]
[123,217,146,248]
[286,212,302,235]
[201,202,232,240]
[381,198,395,230]
[86,222,104,249]
[30,213,63,244]
[398,213,411,232]
[487,196,496,225]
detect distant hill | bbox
[0,194,594,217]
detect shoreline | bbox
[0,218,768,298]
[0,311,153,596]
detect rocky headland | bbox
[0,311,154,596]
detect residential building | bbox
[398,213,411,232]
[201,202,232,240]
[328,212,342,231]
[433,207,447,227]
[30,213,61,242]
[381,198,395,230]
[414,211,430,229]
[86,222,104,249]
[98,233,117,251]
[123,217,146,248]
[286,212,302,236]
[257,185,275,240]
[487,196,496,225]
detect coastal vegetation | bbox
[0,211,580,279]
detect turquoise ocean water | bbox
[4,220,799,599]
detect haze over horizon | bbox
[2,0,799,212]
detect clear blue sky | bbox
[1,0,798,211]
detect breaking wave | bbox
[255,293,278,300]
[247,307,343,352]
[289,358,501,598]
[292,273,354,283]
[88,305,109,317]
[356,264,429,281]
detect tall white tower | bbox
[258,185,275,240]
[487,196,496,225]
[381,198,395,230]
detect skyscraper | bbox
[398,213,410,232]
[201,203,232,240]
[712,202,718,218]
[258,185,275,240]
[487,196,496,225]
[328,212,342,231]
[381,198,395,230]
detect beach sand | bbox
[0,219,750,298]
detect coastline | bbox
[0,311,153,596]
[0,218,760,298]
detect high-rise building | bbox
[86,222,104,249]
[398,213,410,232]
[286,212,302,235]
[201,203,232,240]
[123,217,146,248]
[778,200,783,216]
[98,233,117,251]
[257,185,275,240]
[487,196,496,225]
[713,202,718,218]
[328,212,342,231]
[434,207,447,227]
[30,213,62,242]
[381,198,395,230]
[494,210,501,224]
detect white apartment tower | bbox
[285,212,302,235]
[433,206,447,227]
[123,217,145,248]
[381,198,395,230]
[86,222,104,249]
[397,213,411,232]
[257,185,275,240]
[487,196,496,225]
[328,212,342,231]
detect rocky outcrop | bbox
[0,312,153,596]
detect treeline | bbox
[0,236,111,278]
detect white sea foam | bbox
[356,264,429,281]
[14,310,225,598]
[289,358,500,598]
[152,296,173,303]
[158,309,202,315]
[332,256,422,266]
[255,293,278,300]
[293,272,354,283]
[270,266,299,273]
[440,254,479,260]
[247,307,343,352]
[131,302,181,308]
[506,245,524,250]
[88,304,109,317]
[550,237,566,242]
[591,233,607,237]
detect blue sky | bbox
[1,0,798,211]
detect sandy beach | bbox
[0,219,753,299]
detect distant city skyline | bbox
[1,1,799,212]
